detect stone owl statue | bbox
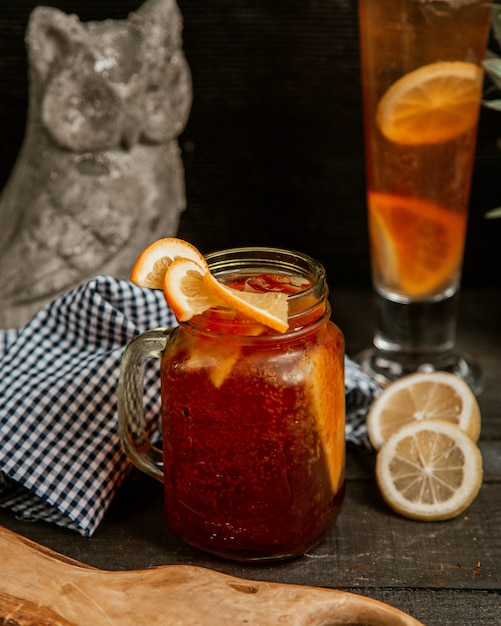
[0,0,192,328]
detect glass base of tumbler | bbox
[354,347,484,396]
[354,288,484,396]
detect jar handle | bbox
[117,327,172,482]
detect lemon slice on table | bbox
[367,371,481,451]
[376,420,483,521]
[377,61,483,145]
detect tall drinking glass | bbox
[356,0,491,393]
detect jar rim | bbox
[204,246,326,305]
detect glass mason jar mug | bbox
[118,247,345,561]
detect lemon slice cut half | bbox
[376,420,483,521]
[367,371,481,451]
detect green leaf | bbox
[485,207,501,219]
[483,58,501,89]
[482,98,501,111]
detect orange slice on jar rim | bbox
[130,238,289,333]
[377,61,483,145]
[368,192,467,297]
[163,258,289,333]
[130,237,209,289]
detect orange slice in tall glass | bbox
[368,192,467,297]
[377,61,483,145]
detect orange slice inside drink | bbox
[181,334,242,389]
[306,343,345,495]
[377,61,483,145]
[368,192,467,297]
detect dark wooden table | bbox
[1,288,500,626]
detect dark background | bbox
[1,0,500,292]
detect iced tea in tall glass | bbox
[357,0,490,389]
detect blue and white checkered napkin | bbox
[0,276,379,536]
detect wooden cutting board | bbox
[0,525,424,625]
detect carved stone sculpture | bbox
[0,0,192,328]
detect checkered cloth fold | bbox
[0,276,379,536]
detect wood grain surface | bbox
[0,525,425,625]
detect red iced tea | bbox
[358,0,490,300]
[160,249,345,560]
